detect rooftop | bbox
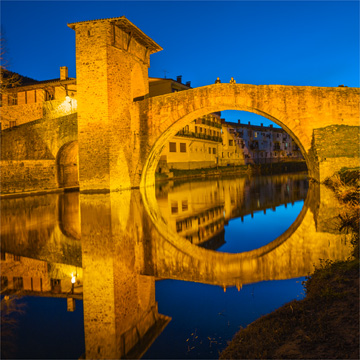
[68,16,162,54]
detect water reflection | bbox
[0,173,353,359]
[156,174,308,251]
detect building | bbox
[1,66,77,130]
[156,180,225,248]
[221,120,304,165]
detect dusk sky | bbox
[1,0,359,125]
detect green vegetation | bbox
[220,168,359,359]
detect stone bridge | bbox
[1,17,358,195]
[63,17,359,194]
[137,83,359,189]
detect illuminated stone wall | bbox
[69,17,159,192]
[312,125,360,181]
[0,113,77,193]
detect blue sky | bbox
[1,1,359,125]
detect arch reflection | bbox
[0,174,353,359]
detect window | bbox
[169,142,176,152]
[195,126,198,133]
[213,148,216,154]
[200,127,202,133]
[51,279,61,293]
[13,277,23,290]
[208,147,211,154]
[180,143,186,152]
[255,132,258,138]
[1,276,8,288]
[182,200,188,211]
[171,201,178,214]
[8,93,17,106]
[229,140,233,146]
[204,129,207,134]
[176,222,182,232]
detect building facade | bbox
[1,66,77,131]
[221,121,304,165]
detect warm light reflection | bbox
[0,174,354,359]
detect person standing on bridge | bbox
[215,77,221,84]
[230,77,236,84]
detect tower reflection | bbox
[0,173,353,358]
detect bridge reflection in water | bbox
[0,173,352,359]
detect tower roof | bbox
[68,16,162,54]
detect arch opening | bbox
[56,141,79,189]
[140,105,311,262]
[141,105,310,189]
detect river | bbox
[0,172,352,359]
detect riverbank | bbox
[156,161,307,182]
[220,168,359,359]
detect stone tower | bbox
[68,17,162,192]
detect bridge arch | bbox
[141,100,311,190]
[139,83,358,191]
[56,140,79,189]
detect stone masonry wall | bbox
[312,125,360,181]
[1,113,78,194]
[72,19,150,192]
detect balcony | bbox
[249,141,259,150]
[176,130,222,142]
[199,119,222,128]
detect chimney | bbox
[248,121,251,125]
[238,119,240,124]
[177,75,182,83]
[185,81,191,87]
[270,124,273,128]
[261,123,263,127]
[60,66,68,80]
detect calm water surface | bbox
[1,173,351,359]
